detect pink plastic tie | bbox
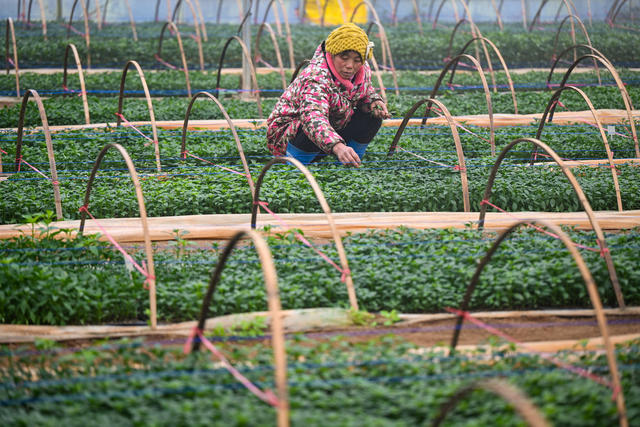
[78,205,153,287]
[185,327,280,407]
[115,113,158,146]
[480,199,599,253]
[183,150,247,176]
[447,307,616,393]
[255,201,350,282]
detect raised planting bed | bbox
[1,333,639,425]
[0,124,639,224]
[2,224,639,325]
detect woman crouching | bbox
[266,23,390,167]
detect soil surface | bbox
[322,314,640,348]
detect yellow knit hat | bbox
[325,23,373,60]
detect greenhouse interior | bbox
[1,0,640,425]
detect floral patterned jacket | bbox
[266,43,383,156]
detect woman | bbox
[266,23,390,167]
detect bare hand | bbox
[332,143,361,167]
[371,100,391,119]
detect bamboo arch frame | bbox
[363,21,398,97]
[451,36,518,113]
[250,157,359,311]
[260,0,295,69]
[478,138,624,308]
[172,0,208,50]
[391,0,423,34]
[13,89,63,220]
[536,85,623,212]
[321,0,347,26]
[425,54,495,155]
[62,43,90,125]
[116,60,161,172]
[387,98,470,211]
[254,23,287,90]
[67,0,91,68]
[101,0,138,41]
[169,0,205,70]
[180,91,256,197]
[449,219,627,427]
[215,36,264,119]
[433,379,549,427]
[5,18,20,97]
[78,143,157,330]
[529,0,575,31]
[26,0,47,40]
[445,19,483,66]
[551,53,639,158]
[433,0,503,31]
[438,5,497,90]
[608,0,631,24]
[350,2,399,96]
[157,21,192,97]
[190,229,289,427]
[551,15,599,82]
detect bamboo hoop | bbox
[521,0,527,29]
[102,0,138,41]
[321,0,347,26]
[216,0,224,24]
[455,1,497,90]
[250,157,359,311]
[445,19,483,80]
[451,36,518,113]
[607,0,623,22]
[26,0,47,40]
[92,0,103,30]
[171,0,205,69]
[14,90,63,220]
[116,60,161,172]
[529,0,575,31]
[387,98,470,211]
[433,0,461,29]
[552,53,639,158]
[477,138,624,309]
[551,15,599,80]
[392,0,423,34]
[190,230,289,427]
[68,0,91,68]
[449,219,627,427]
[363,21,398,97]
[610,0,630,24]
[180,91,256,197]
[433,379,549,427]
[78,143,157,330]
[425,54,495,155]
[62,43,90,125]
[5,18,20,98]
[254,23,287,90]
[489,0,503,30]
[157,21,192,97]
[193,0,207,41]
[350,2,399,96]
[215,36,264,119]
[368,52,387,104]
[536,85,623,212]
[262,0,296,69]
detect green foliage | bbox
[2,226,640,325]
[1,335,639,426]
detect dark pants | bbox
[286,109,382,164]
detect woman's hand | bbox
[332,143,361,167]
[371,100,391,119]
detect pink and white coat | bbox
[266,43,383,156]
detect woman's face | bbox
[332,50,363,80]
